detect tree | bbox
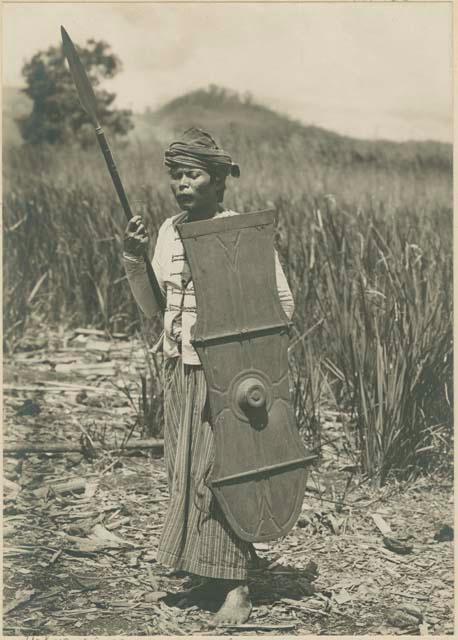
[18,38,134,145]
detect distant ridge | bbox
[3,84,452,171]
[136,86,453,171]
[3,86,33,147]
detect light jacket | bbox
[123,210,294,365]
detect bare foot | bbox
[209,583,252,627]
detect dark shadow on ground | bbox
[162,558,321,612]
[249,560,322,606]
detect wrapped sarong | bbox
[157,357,250,580]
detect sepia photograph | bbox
[2,1,454,636]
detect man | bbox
[123,128,294,626]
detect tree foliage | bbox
[18,39,134,145]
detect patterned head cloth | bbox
[164,127,240,178]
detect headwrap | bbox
[164,127,240,178]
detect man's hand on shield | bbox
[124,215,149,257]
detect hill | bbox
[2,87,32,148]
[136,86,452,172]
[3,84,452,171]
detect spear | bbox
[60,26,165,313]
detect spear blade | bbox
[61,26,99,126]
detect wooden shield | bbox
[177,210,315,542]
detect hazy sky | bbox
[2,2,452,142]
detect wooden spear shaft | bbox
[60,26,165,312]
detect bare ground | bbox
[3,328,454,636]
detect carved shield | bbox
[177,210,316,542]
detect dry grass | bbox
[3,135,453,480]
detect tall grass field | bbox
[3,93,453,484]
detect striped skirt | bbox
[156,357,250,580]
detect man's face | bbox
[169,165,219,214]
